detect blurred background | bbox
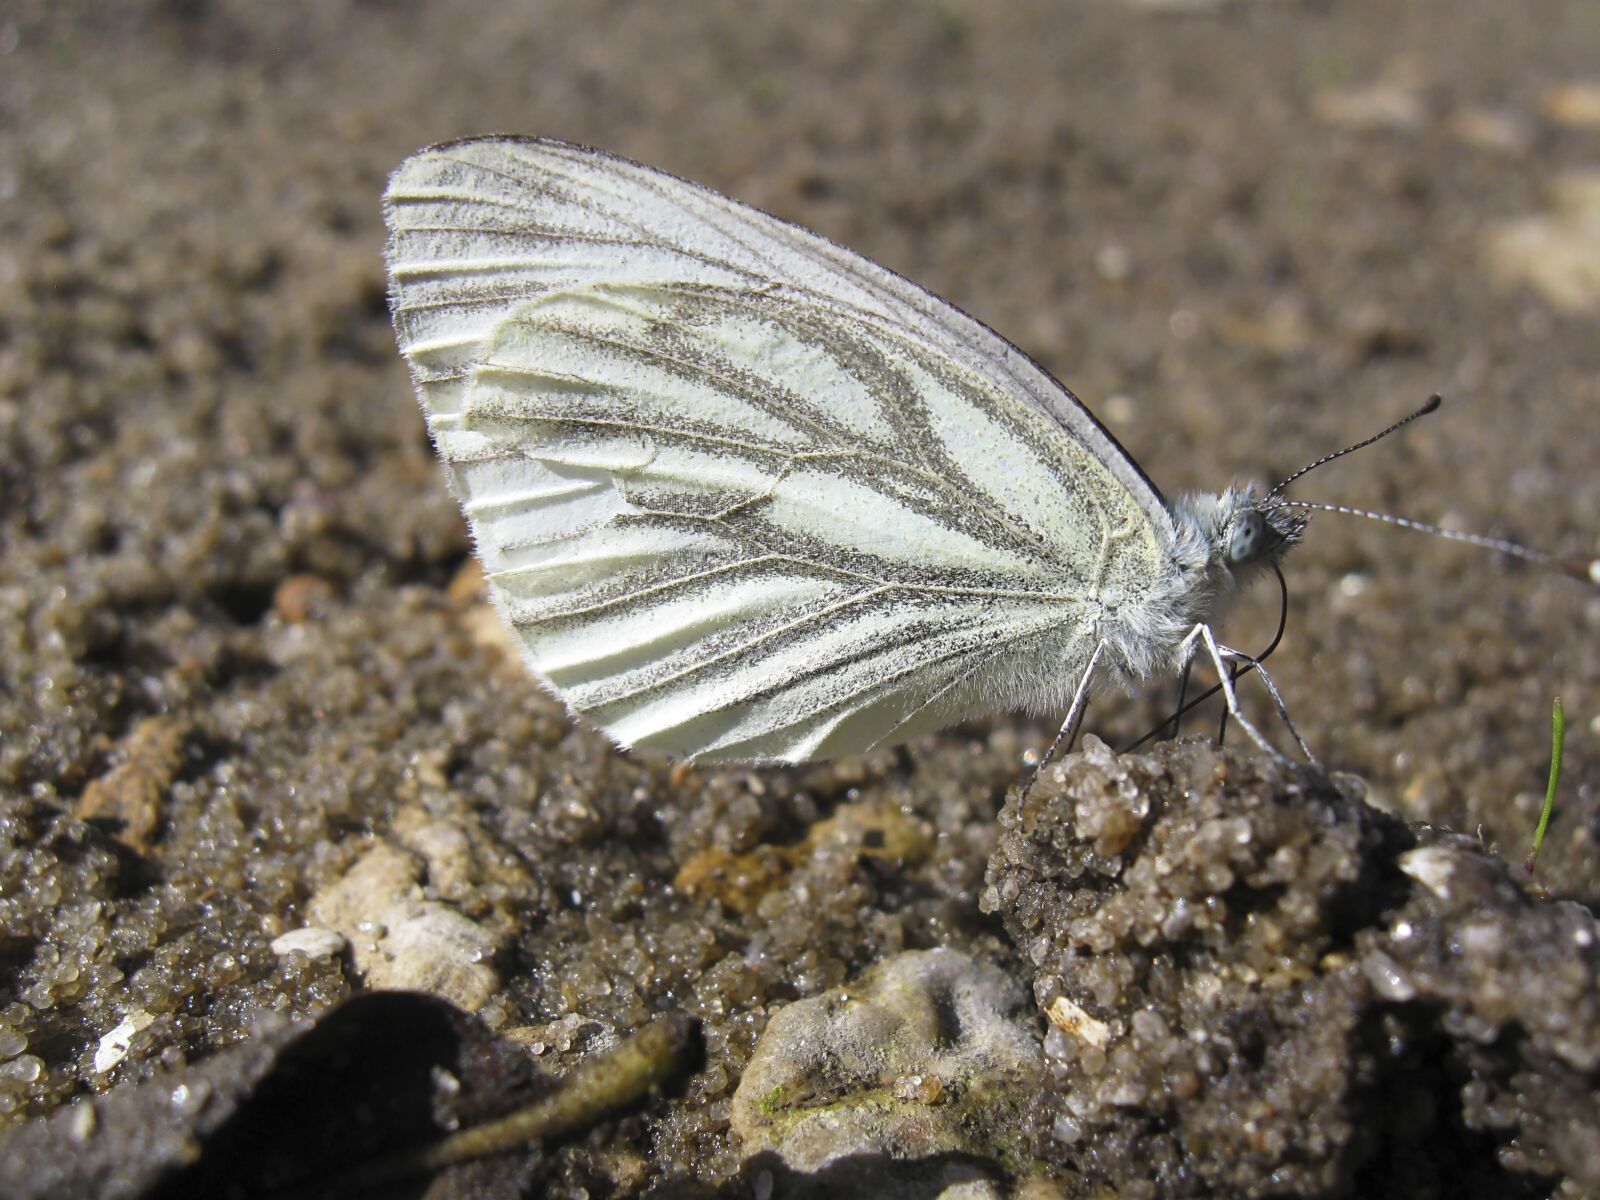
[1,0,1597,1180]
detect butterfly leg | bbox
[1166,657,1194,741]
[1178,624,1289,763]
[1216,660,1239,747]
[1216,643,1319,766]
[1024,640,1107,793]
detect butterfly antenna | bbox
[1267,394,1441,500]
[1272,500,1600,586]
[1267,392,1599,587]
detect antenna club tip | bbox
[1559,556,1600,588]
[1423,393,1443,413]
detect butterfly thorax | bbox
[1101,485,1302,683]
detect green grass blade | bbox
[1524,697,1565,876]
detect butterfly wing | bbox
[384,137,1173,762]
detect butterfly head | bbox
[1170,485,1305,597]
[1160,485,1303,625]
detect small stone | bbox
[1398,845,1462,899]
[65,1100,96,1144]
[1543,81,1600,129]
[73,716,188,854]
[1093,242,1133,282]
[460,599,520,658]
[92,1011,155,1075]
[308,842,424,932]
[307,842,504,1012]
[731,948,1043,1184]
[271,573,334,623]
[396,816,477,901]
[269,926,346,961]
[1,1055,43,1085]
[1448,107,1532,154]
[446,557,488,603]
[1102,394,1137,426]
[1045,995,1111,1048]
[1484,171,1600,312]
[1314,80,1425,132]
[893,1072,945,1105]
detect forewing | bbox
[384,139,1165,761]
[385,137,1169,523]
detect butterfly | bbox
[382,137,1490,766]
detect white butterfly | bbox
[383,137,1306,765]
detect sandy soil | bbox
[1,1,1597,1195]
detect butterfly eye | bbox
[1227,511,1268,564]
